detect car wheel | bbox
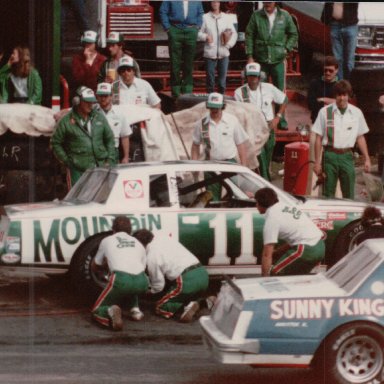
[317,323,384,384]
[328,220,364,267]
[69,231,113,300]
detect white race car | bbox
[0,161,382,298]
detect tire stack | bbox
[0,131,67,205]
[350,66,384,156]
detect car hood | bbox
[235,274,345,301]
[3,200,101,219]
[301,196,384,216]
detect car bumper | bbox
[199,315,260,364]
[200,316,313,367]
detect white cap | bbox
[79,87,97,103]
[245,62,261,76]
[96,82,112,95]
[206,92,224,109]
[81,30,98,44]
[107,31,124,44]
[118,56,135,70]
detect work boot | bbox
[107,305,123,331]
[180,301,200,323]
[129,307,144,321]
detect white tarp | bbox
[0,104,56,136]
[0,102,269,168]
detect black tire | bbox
[314,322,384,384]
[69,231,113,301]
[356,226,384,246]
[328,221,364,267]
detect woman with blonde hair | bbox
[0,45,42,104]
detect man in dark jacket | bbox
[307,56,338,123]
[51,86,115,189]
[245,2,298,92]
[321,3,359,80]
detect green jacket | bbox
[245,7,298,65]
[51,109,116,172]
[0,63,42,104]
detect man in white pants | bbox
[133,229,210,323]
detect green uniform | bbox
[245,6,298,91]
[51,109,116,187]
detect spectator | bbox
[198,1,237,94]
[72,30,107,91]
[62,0,90,36]
[112,56,160,108]
[255,187,325,276]
[312,80,371,199]
[234,62,288,181]
[321,2,359,80]
[95,82,132,164]
[307,56,338,123]
[51,86,115,189]
[191,92,248,200]
[0,45,42,105]
[112,55,161,162]
[356,206,384,245]
[245,1,298,92]
[159,0,204,98]
[91,216,149,331]
[97,31,141,84]
[133,229,209,323]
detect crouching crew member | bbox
[255,187,325,276]
[91,216,149,331]
[133,229,209,323]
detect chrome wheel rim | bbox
[336,335,383,383]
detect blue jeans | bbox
[330,23,358,80]
[205,56,229,94]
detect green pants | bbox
[168,26,198,97]
[260,61,286,91]
[271,240,325,276]
[205,158,237,201]
[67,167,83,189]
[92,271,148,328]
[323,150,355,199]
[155,265,209,319]
[257,129,275,181]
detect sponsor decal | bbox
[313,219,334,231]
[327,212,347,221]
[17,214,161,264]
[123,180,144,199]
[1,253,21,264]
[270,298,384,320]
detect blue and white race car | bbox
[200,239,384,384]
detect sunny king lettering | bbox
[270,298,384,320]
[271,299,334,320]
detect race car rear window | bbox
[326,244,382,293]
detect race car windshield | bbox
[64,169,117,203]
